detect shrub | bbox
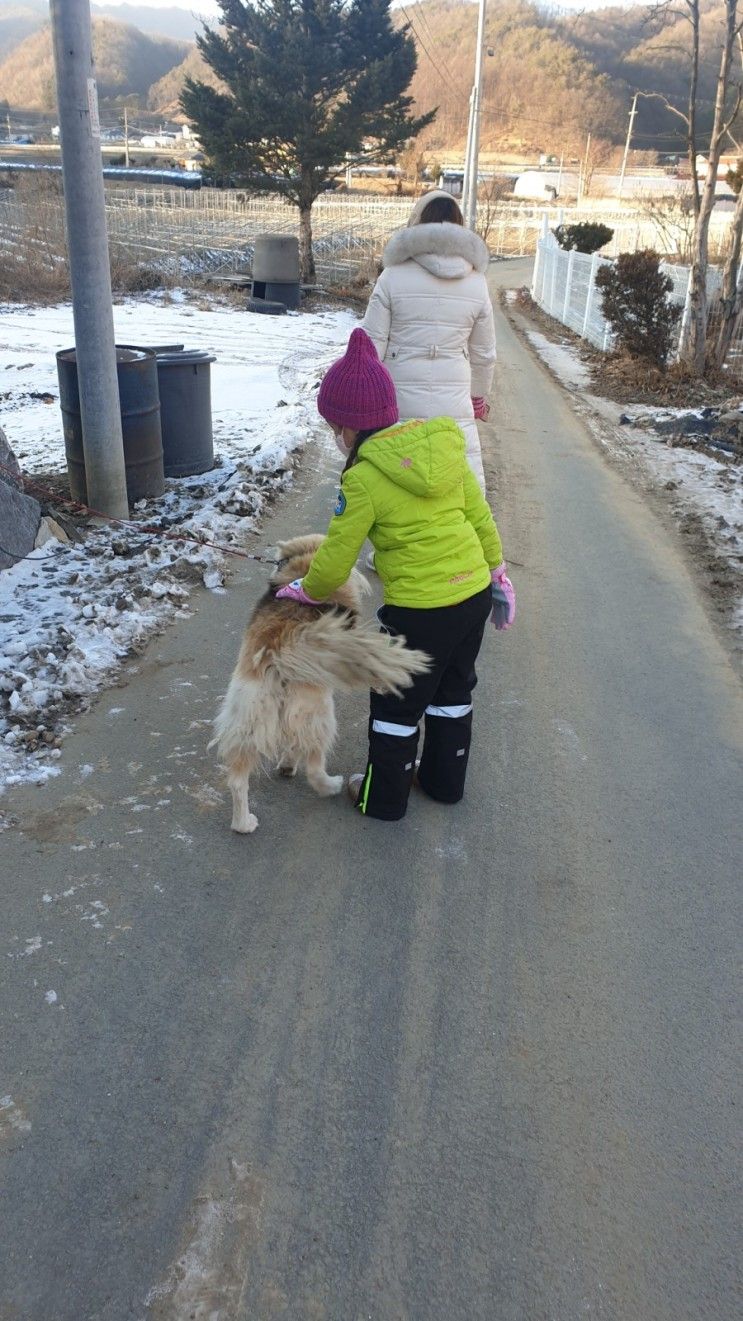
[595,249,681,368]
[554,221,613,254]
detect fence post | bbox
[676,271,693,361]
[549,244,558,316]
[582,251,600,340]
[562,248,575,326]
[531,212,549,298]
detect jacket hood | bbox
[360,418,466,499]
[382,222,490,277]
[406,188,455,225]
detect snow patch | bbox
[0,1095,32,1137]
[525,329,593,389]
[0,293,359,794]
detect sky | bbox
[94,1,221,14]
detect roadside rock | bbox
[0,474,41,571]
[0,425,22,492]
[653,411,717,437]
[34,516,70,550]
[714,411,743,446]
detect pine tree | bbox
[181,0,435,280]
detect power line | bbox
[398,3,463,102]
[401,5,460,98]
[414,0,441,50]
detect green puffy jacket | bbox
[303,417,504,609]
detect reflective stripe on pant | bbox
[357,719,419,821]
[357,588,491,821]
[418,705,473,804]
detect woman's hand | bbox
[490,564,515,630]
[275,579,322,606]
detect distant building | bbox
[695,153,740,180]
[513,170,578,201]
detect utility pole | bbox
[462,87,475,209]
[49,0,128,519]
[618,92,638,203]
[463,0,487,229]
[579,131,592,206]
[124,105,130,168]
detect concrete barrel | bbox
[251,233,301,310]
[252,234,300,282]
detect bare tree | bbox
[581,137,615,198]
[643,1,702,216]
[475,176,512,244]
[641,3,743,369]
[639,191,697,263]
[709,168,743,365]
[709,41,743,366]
[681,2,743,369]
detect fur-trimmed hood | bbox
[382,222,490,279]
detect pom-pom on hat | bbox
[317,328,399,432]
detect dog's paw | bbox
[278,762,298,777]
[231,812,259,834]
[316,774,344,797]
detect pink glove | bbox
[490,563,515,630]
[472,396,490,421]
[275,578,322,605]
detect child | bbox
[277,328,514,822]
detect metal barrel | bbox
[152,349,216,478]
[56,347,164,506]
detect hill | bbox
[396,0,742,156]
[559,0,737,147]
[148,44,222,115]
[91,5,211,43]
[0,2,46,61]
[404,0,627,156]
[0,17,190,111]
[0,0,737,157]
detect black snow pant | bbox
[356,586,492,821]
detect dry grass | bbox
[0,176,173,302]
[503,285,743,408]
[588,353,741,408]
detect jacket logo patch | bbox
[334,490,346,516]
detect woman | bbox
[362,189,496,492]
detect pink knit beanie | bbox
[317,328,399,432]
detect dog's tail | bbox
[269,610,431,696]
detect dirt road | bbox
[1,261,740,1320]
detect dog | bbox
[212,534,430,833]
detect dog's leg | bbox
[305,748,343,798]
[277,760,298,777]
[227,751,259,833]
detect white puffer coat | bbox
[361,220,496,490]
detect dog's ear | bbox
[276,534,325,561]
